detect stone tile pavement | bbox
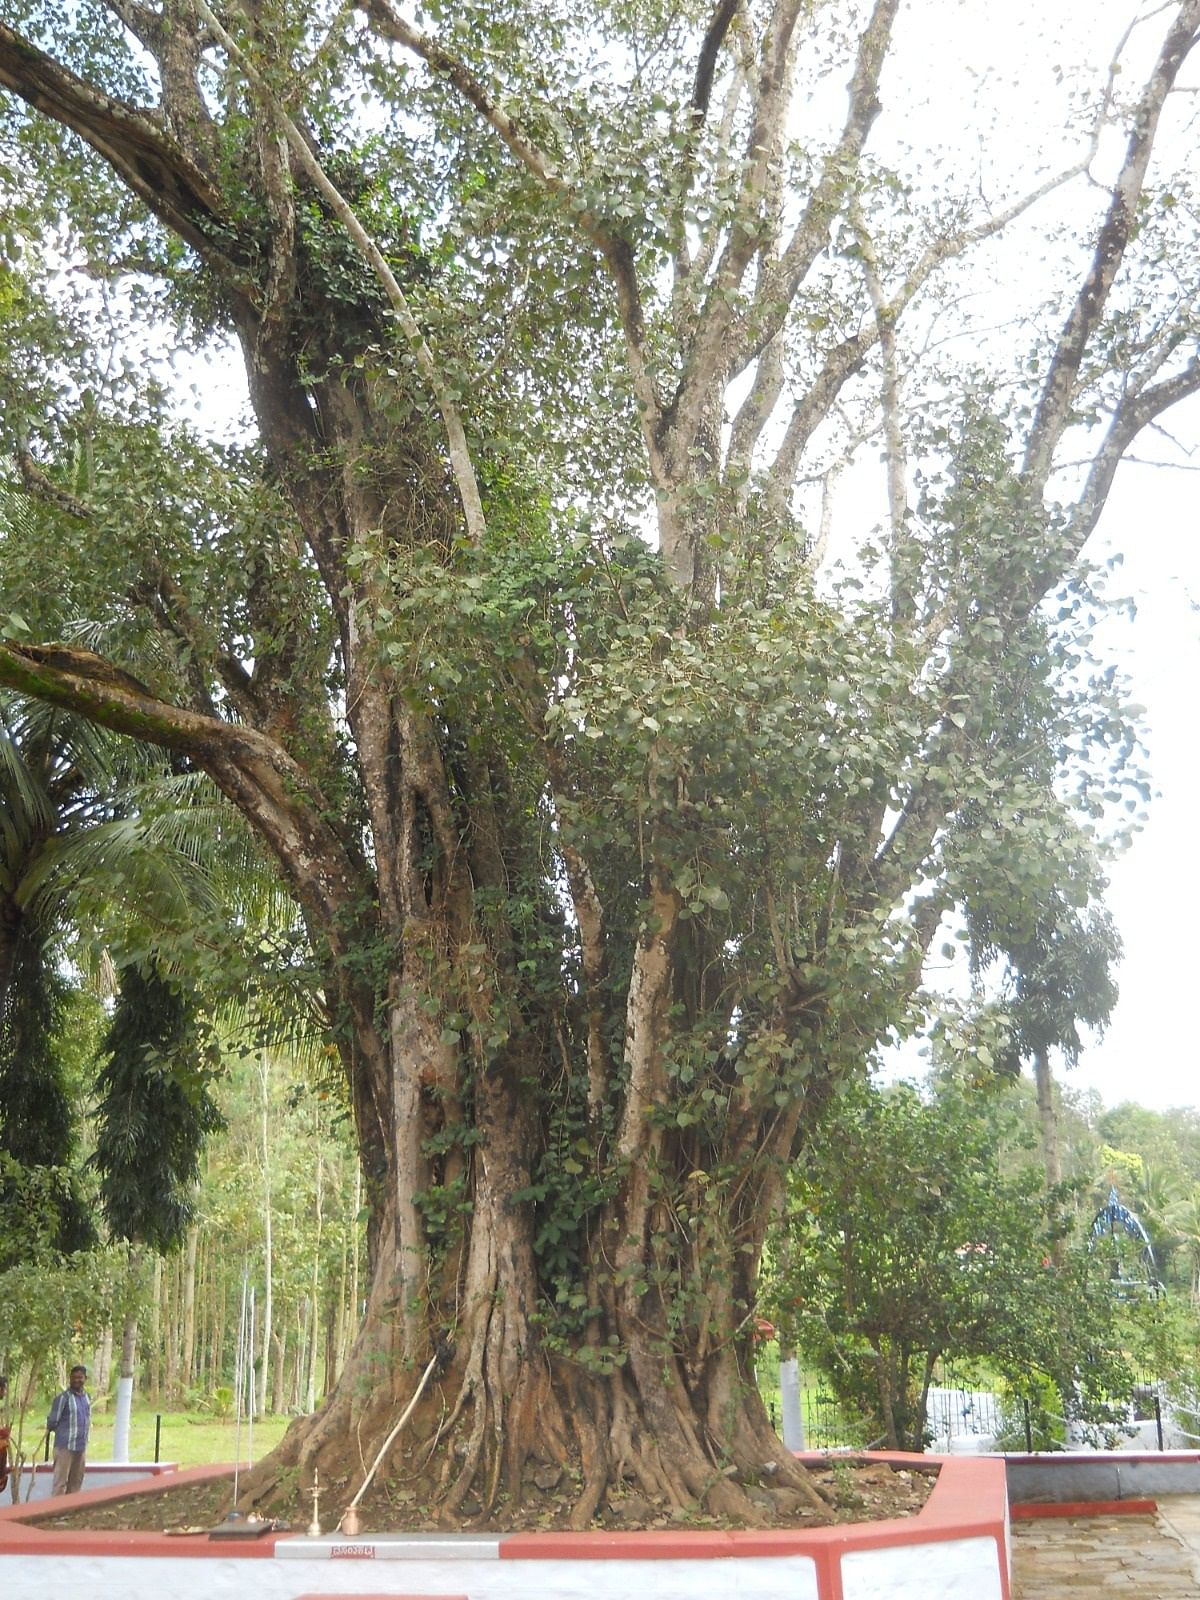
[1012,1498,1200,1596]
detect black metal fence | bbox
[754,1342,872,1449]
[756,1358,1001,1450]
[761,1377,871,1451]
[754,1345,1176,1453]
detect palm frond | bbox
[0,709,56,840]
[19,816,221,928]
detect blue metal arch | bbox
[1089,1185,1161,1293]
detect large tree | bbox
[1,0,1197,1525]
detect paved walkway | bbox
[1012,1497,1200,1595]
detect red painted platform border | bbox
[1011,1498,1157,1520]
[0,1449,1009,1600]
[0,1463,284,1558]
[500,1453,1008,1578]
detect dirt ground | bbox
[31,1457,936,1535]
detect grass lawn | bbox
[80,1410,294,1467]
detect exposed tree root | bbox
[241,1333,834,1528]
[238,1248,832,1533]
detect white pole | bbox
[247,1286,256,1465]
[111,1375,133,1462]
[780,1357,806,1451]
[111,1310,137,1461]
[232,1273,248,1504]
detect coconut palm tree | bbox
[0,696,131,1242]
[0,692,228,1002]
[1129,1161,1185,1288]
[1167,1187,1200,1305]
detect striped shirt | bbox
[47,1388,91,1452]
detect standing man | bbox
[0,1373,9,1495]
[46,1365,91,1495]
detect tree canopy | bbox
[767,1077,1163,1451]
[1,0,1197,1528]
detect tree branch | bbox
[665,0,807,458]
[723,20,792,493]
[850,197,910,621]
[1022,0,1200,489]
[0,641,362,943]
[14,443,92,523]
[13,443,264,722]
[691,0,743,123]
[1064,351,1200,559]
[0,22,231,266]
[615,868,680,1167]
[673,49,750,309]
[754,139,1120,522]
[730,0,899,378]
[763,330,873,522]
[363,0,665,464]
[102,0,162,49]
[726,328,786,500]
[192,0,487,544]
[863,760,959,917]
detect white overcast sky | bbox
[1071,455,1200,1112]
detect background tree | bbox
[92,963,222,1255]
[1168,1187,1200,1304]
[0,683,233,1236]
[91,960,222,1455]
[0,1152,123,1500]
[0,665,303,1437]
[0,694,118,1253]
[1,0,1199,1525]
[167,1056,364,1414]
[0,933,93,1255]
[974,890,1121,1241]
[767,1077,1164,1451]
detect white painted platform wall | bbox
[0,1549,823,1600]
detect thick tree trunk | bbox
[241,1087,827,1528]
[1033,1047,1062,1191]
[1034,1046,1066,1268]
